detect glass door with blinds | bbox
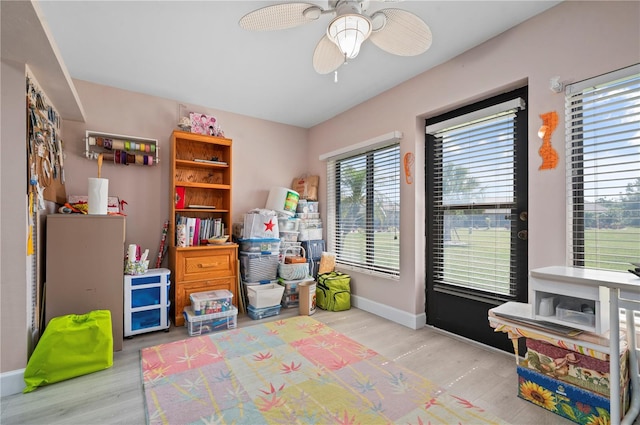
[425,88,528,351]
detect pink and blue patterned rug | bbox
[141,315,508,424]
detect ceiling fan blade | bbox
[239,2,322,31]
[313,35,344,74]
[368,8,432,56]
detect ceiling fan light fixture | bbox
[327,14,371,59]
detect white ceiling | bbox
[36,0,562,128]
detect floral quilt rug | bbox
[141,315,508,424]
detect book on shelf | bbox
[176,215,225,246]
[175,186,185,209]
[193,158,227,166]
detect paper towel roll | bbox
[88,178,109,214]
[128,244,137,261]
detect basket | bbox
[246,283,285,308]
[239,252,279,282]
[278,246,309,280]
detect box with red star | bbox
[243,209,280,239]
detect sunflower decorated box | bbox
[517,365,629,424]
[524,338,629,397]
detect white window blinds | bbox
[566,64,640,272]
[427,98,525,296]
[326,144,400,277]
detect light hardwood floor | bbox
[1,307,579,424]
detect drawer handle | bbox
[198,262,218,268]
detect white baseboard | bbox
[351,295,426,330]
[1,368,25,397]
[425,324,516,359]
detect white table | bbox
[490,266,640,425]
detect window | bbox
[426,88,528,298]
[326,143,400,277]
[566,64,640,272]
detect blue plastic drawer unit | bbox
[124,268,171,337]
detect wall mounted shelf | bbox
[85,130,159,166]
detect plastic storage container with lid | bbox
[189,289,233,316]
[183,305,237,336]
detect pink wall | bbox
[2,0,639,377]
[1,60,29,374]
[307,1,640,321]
[62,80,309,260]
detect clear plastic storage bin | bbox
[237,238,281,254]
[279,231,299,242]
[190,289,233,316]
[278,276,313,294]
[247,304,281,320]
[183,305,238,336]
[281,292,299,308]
[278,217,300,232]
[239,252,279,282]
[298,228,323,241]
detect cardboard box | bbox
[298,280,316,316]
[517,365,629,424]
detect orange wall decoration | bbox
[538,111,559,170]
[404,152,415,184]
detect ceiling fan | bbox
[239,0,432,74]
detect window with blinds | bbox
[426,94,527,297]
[326,144,400,277]
[566,64,640,272]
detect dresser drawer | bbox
[177,247,236,282]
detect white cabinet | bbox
[530,266,610,334]
[124,268,171,336]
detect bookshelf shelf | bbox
[168,130,237,327]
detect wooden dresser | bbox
[170,245,238,326]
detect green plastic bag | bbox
[316,271,351,311]
[23,310,113,393]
